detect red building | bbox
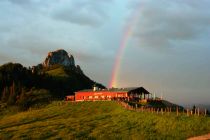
[65,95,75,101]
[74,87,150,101]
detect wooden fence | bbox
[116,101,208,117]
[64,100,208,117]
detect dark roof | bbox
[76,87,150,94]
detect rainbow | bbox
[109,4,142,88]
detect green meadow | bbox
[0,101,210,140]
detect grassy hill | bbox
[0,63,105,109]
[0,101,210,139]
[45,67,69,77]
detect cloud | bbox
[73,51,102,63]
[7,0,31,5]
[52,0,113,27]
[0,39,55,66]
[0,52,14,64]
[0,26,113,66]
[128,0,210,48]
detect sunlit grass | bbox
[46,67,68,77]
[0,101,210,139]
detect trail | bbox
[188,133,210,140]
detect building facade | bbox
[74,87,150,101]
[65,95,75,101]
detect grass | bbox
[46,67,68,77]
[0,101,210,140]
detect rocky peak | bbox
[43,49,75,67]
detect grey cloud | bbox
[3,0,113,27]
[5,0,53,14]
[7,0,31,4]
[14,40,58,54]
[1,31,109,66]
[129,0,210,48]
[52,0,113,27]
[0,52,15,64]
[0,34,60,66]
[73,51,103,63]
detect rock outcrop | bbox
[75,65,83,74]
[43,49,75,67]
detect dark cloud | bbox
[129,0,210,48]
[52,0,113,27]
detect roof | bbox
[66,95,74,97]
[76,87,150,94]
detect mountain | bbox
[37,49,105,92]
[161,100,183,109]
[43,49,75,67]
[0,49,105,109]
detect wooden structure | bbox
[74,87,150,101]
[65,95,75,101]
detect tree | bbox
[7,81,17,105]
[17,87,29,110]
[1,86,9,102]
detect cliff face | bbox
[43,49,75,67]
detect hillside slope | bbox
[45,67,68,77]
[42,65,105,93]
[0,101,209,139]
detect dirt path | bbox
[188,133,210,140]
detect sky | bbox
[0,0,210,105]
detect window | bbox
[95,96,98,99]
[89,96,92,99]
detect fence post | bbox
[176,106,179,116]
[205,109,207,117]
[167,108,170,115]
[187,109,189,116]
[161,108,163,115]
[195,108,197,116]
[198,108,200,116]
